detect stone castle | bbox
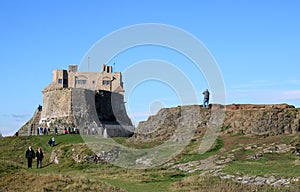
[19,64,134,137]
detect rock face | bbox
[132,104,300,143]
[131,105,211,143]
[223,107,300,135]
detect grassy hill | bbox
[0,133,299,192]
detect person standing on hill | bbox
[25,146,35,168]
[202,89,210,108]
[36,147,44,168]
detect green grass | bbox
[224,153,300,177]
[1,134,300,191]
[97,168,185,192]
[176,137,224,163]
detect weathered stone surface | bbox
[171,155,221,173]
[72,88,103,131]
[41,88,72,121]
[271,178,291,186]
[135,157,153,166]
[66,144,121,163]
[131,105,211,143]
[131,104,300,143]
[84,149,119,163]
[49,149,62,164]
[225,103,294,110]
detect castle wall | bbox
[73,72,99,90]
[95,90,132,125]
[111,72,124,93]
[71,88,103,132]
[40,88,72,122]
[52,70,68,88]
[38,88,133,137]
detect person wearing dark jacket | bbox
[25,146,35,168]
[202,89,210,108]
[36,147,44,168]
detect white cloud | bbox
[230,79,300,89]
[0,126,15,137]
[281,90,300,100]
[12,114,29,119]
[226,89,300,107]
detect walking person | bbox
[43,127,47,135]
[54,127,58,135]
[36,147,44,168]
[25,146,35,168]
[202,89,210,108]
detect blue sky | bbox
[0,0,299,136]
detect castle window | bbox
[58,79,63,84]
[102,80,110,85]
[76,80,87,85]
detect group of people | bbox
[64,127,80,134]
[25,146,44,168]
[37,127,50,135]
[25,136,56,168]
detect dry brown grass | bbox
[0,171,126,192]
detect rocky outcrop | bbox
[83,147,120,163]
[49,149,62,164]
[224,103,294,110]
[223,104,300,135]
[169,141,300,187]
[131,104,300,143]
